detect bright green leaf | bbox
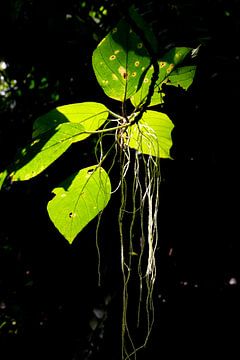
[127,110,174,158]
[0,170,8,190]
[47,165,111,243]
[131,47,193,107]
[10,102,109,182]
[92,9,157,102]
[11,122,85,181]
[33,102,109,142]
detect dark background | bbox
[1,0,240,359]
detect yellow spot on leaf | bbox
[160,62,166,68]
[112,27,118,33]
[141,67,145,71]
[112,74,118,80]
[137,43,143,49]
[109,55,116,61]
[144,78,149,83]
[114,50,120,54]
[166,63,174,73]
[135,61,140,67]
[131,72,137,77]
[102,80,109,85]
[118,66,128,79]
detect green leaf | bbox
[10,102,109,182]
[167,65,196,90]
[33,102,109,141]
[127,6,158,53]
[92,10,157,102]
[131,47,193,107]
[47,165,111,243]
[0,170,8,190]
[11,123,85,181]
[127,110,174,158]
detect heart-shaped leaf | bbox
[47,165,111,243]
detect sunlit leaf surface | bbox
[47,166,111,243]
[128,110,174,158]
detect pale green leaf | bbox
[11,122,85,181]
[131,47,193,107]
[92,9,157,101]
[33,102,109,142]
[127,110,174,158]
[47,166,111,243]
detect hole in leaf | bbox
[69,212,76,218]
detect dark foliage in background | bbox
[1,0,240,359]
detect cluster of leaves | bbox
[0,8,196,244]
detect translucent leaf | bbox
[167,66,196,90]
[131,47,193,107]
[33,102,109,142]
[0,170,8,190]
[47,166,111,243]
[92,8,157,102]
[11,123,85,181]
[127,110,174,158]
[10,102,109,182]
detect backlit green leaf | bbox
[11,123,85,181]
[131,47,193,107]
[47,165,111,243]
[0,170,8,190]
[92,9,157,102]
[167,65,196,90]
[10,102,109,181]
[127,110,174,158]
[33,102,109,142]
